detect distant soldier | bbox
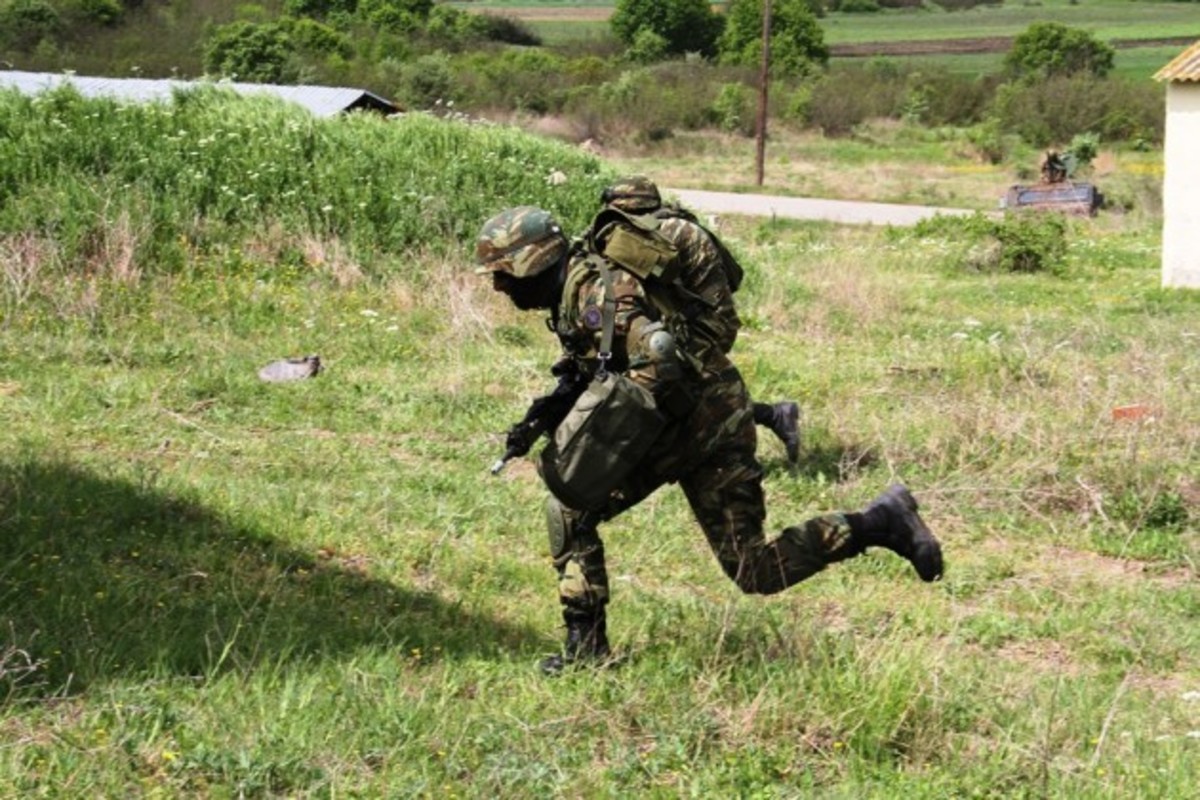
[1041,151,1068,184]
[475,206,944,675]
[596,175,801,464]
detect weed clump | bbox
[910,212,1069,274]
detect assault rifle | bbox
[490,359,587,475]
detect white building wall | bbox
[1162,83,1200,288]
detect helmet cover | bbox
[601,175,662,213]
[475,206,568,278]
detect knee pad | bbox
[546,496,591,563]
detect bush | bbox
[965,119,1013,164]
[0,0,62,50]
[283,0,355,19]
[993,212,1068,273]
[720,0,828,77]
[456,49,571,114]
[477,14,541,47]
[912,212,1068,274]
[1005,22,1115,80]
[394,51,456,109]
[610,0,724,57]
[203,21,296,83]
[575,61,724,139]
[75,0,124,26]
[992,75,1163,147]
[839,0,881,12]
[284,17,353,59]
[804,66,905,135]
[625,28,669,65]
[711,82,753,135]
[1065,131,1099,172]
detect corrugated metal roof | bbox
[0,71,398,116]
[1155,40,1200,82]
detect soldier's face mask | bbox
[493,269,558,311]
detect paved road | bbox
[665,187,979,226]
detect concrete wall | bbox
[1162,83,1200,288]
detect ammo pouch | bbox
[589,208,681,284]
[538,373,665,512]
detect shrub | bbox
[965,119,1013,164]
[284,17,353,59]
[993,212,1067,273]
[625,28,669,65]
[991,75,1163,147]
[283,0,355,19]
[839,0,881,12]
[457,48,573,114]
[720,0,828,77]
[76,0,124,26]
[1005,22,1115,80]
[576,62,722,138]
[0,0,62,50]
[1065,131,1099,172]
[477,14,541,47]
[203,21,297,83]
[394,51,456,109]
[711,82,753,135]
[912,212,1068,274]
[804,66,905,135]
[610,0,724,57]
[911,70,998,126]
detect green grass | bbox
[860,43,1183,81]
[822,0,1200,45]
[2,92,1198,797]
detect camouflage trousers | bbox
[544,368,859,614]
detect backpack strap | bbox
[595,259,618,380]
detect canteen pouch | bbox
[538,373,665,512]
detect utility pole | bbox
[755,0,772,186]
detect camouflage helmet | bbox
[601,175,662,213]
[474,206,569,278]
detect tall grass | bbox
[0,87,610,290]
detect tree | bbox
[204,21,296,83]
[719,0,829,77]
[610,0,724,58]
[1005,22,1115,81]
[0,0,62,50]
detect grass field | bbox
[1,91,1197,795]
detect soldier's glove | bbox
[504,422,538,459]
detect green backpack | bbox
[586,206,743,359]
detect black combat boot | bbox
[850,484,944,582]
[771,402,801,464]
[539,606,611,676]
[754,401,801,464]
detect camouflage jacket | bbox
[554,245,735,399]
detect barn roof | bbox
[1155,40,1200,83]
[0,71,399,117]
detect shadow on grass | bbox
[0,458,538,697]
[762,439,879,483]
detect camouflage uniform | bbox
[599,176,802,464]
[476,205,943,673]
[547,247,857,615]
